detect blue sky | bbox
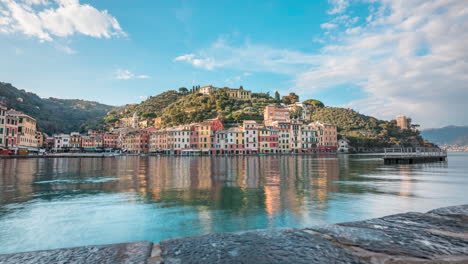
[0,0,467,128]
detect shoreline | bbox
[0,204,466,263]
[0,152,341,159]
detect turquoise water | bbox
[0,153,467,254]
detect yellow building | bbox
[224,87,252,99]
[199,85,252,99]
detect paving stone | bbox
[311,211,468,259]
[0,241,153,264]
[158,228,366,264]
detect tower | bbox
[132,112,139,129]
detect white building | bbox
[338,138,350,153]
[53,133,70,151]
[243,121,259,153]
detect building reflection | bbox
[0,155,406,230]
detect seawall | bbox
[0,204,467,263]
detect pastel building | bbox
[69,132,82,150]
[309,122,338,152]
[0,104,6,148]
[243,121,259,153]
[264,105,290,125]
[199,85,252,99]
[258,127,279,153]
[4,113,19,149]
[53,134,70,151]
[103,133,119,149]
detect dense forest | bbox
[0,82,114,135]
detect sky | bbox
[0,0,467,128]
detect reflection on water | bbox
[0,153,466,254]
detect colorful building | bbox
[264,105,290,125]
[243,121,259,154]
[0,104,6,149]
[53,134,70,151]
[309,122,338,152]
[69,132,82,150]
[4,113,19,150]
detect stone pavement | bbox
[0,204,467,264]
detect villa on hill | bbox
[199,85,252,99]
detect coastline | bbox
[0,204,466,263]
[0,152,341,159]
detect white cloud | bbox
[0,0,125,42]
[320,23,337,29]
[173,0,468,127]
[174,37,322,74]
[296,0,468,128]
[55,43,76,54]
[115,69,151,80]
[327,0,349,15]
[225,72,253,85]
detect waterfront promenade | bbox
[0,204,466,263]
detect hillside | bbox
[103,89,429,149]
[421,126,468,145]
[311,107,428,149]
[0,82,114,135]
[105,89,276,127]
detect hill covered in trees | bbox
[310,107,429,149]
[105,89,276,128]
[0,82,114,135]
[103,87,430,149]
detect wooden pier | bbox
[383,147,447,164]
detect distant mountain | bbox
[0,82,114,135]
[421,126,468,145]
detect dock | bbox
[383,147,447,164]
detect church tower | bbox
[132,112,139,129]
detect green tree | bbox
[274,91,281,103]
[141,112,157,119]
[281,93,299,104]
[290,106,303,119]
[303,99,324,108]
[179,87,188,93]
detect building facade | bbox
[0,104,6,149]
[309,122,338,152]
[264,105,290,125]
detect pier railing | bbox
[384,147,447,158]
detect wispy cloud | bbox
[225,72,253,85]
[173,0,468,127]
[327,0,349,15]
[174,37,322,75]
[115,69,151,80]
[320,23,337,29]
[0,0,125,42]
